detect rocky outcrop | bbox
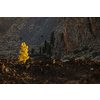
[52,17,100,59]
[0,17,57,59]
[0,17,30,59]
[1,17,100,59]
[63,17,100,54]
[52,18,66,59]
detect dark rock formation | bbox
[53,17,100,58]
[0,17,57,59]
[0,17,100,59]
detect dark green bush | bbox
[36,52,38,54]
[42,40,52,56]
[39,47,41,54]
[64,56,70,60]
[92,51,98,58]
[82,45,89,51]
[31,48,34,54]
[73,48,81,54]
[42,46,45,53]
[50,31,55,46]
[46,43,52,55]
[85,56,90,60]
[44,40,47,50]
[89,47,94,52]
[84,51,87,54]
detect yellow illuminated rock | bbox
[46,64,49,66]
[90,68,94,70]
[53,59,56,64]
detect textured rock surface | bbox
[0,17,30,59]
[18,17,57,46]
[53,17,100,58]
[64,18,100,53]
[0,17,57,59]
[1,17,100,59]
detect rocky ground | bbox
[0,55,100,84]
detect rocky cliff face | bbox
[0,17,57,59]
[0,17,30,59]
[63,17,100,52]
[0,17,100,59]
[52,17,100,59]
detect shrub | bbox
[50,31,55,46]
[36,52,38,54]
[73,48,81,54]
[42,46,45,53]
[70,55,79,59]
[84,51,87,54]
[89,47,93,52]
[18,42,29,64]
[44,40,47,50]
[31,48,34,54]
[92,51,98,58]
[46,43,52,55]
[43,40,52,55]
[85,56,90,60]
[64,56,70,60]
[81,45,89,51]
[39,47,41,54]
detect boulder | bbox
[5,68,9,73]
[62,59,69,62]
[75,56,85,61]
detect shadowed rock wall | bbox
[0,17,100,59]
[53,17,100,59]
